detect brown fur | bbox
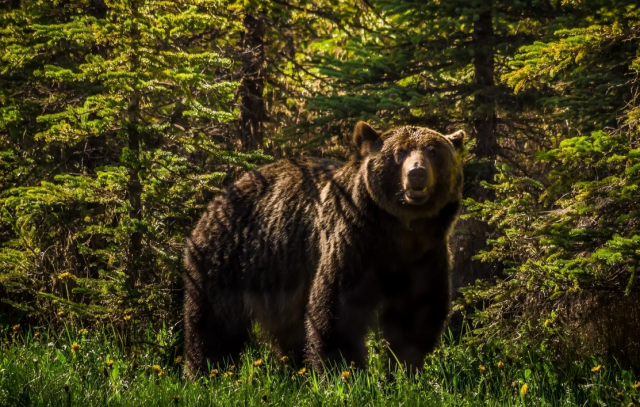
[183,122,464,374]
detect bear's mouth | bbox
[404,188,429,205]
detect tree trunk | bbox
[126,5,142,288]
[450,3,500,303]
[239,14,265,151]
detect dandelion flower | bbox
[520,383,528,398]
[152,364,163,376]
[632,382,640,389]
[280,355,289,363]
[229,365,235,371]
[341,371,350,381]
[57,311,64,316]
[297,367,306,376]
[253,358,263,367]
[497,361,504,370]
[591,365,602,372]
[78,329,88,335]
[34,332,40,338]
[479,365,486,373]
[57,272,76,280]
[12,324,20,331]
[235,379,243,385]
[124,315,132,321]
[544,319,552,327]
[210,369,218,378]
[174,356,183,365]
[71,342,81,354]
[106,359,114,367]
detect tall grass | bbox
[1,323,638,406]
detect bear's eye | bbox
[395,149,408,162]
[427,146,437,157]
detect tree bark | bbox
[450,3,501,306]
[239,14,266,151]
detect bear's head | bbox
[354,121,464,221]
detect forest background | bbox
[1,0,640,404]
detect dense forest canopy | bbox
[1,0,639,364]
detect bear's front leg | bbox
[380,263,451,372]
[304,256,378,373]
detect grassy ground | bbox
[1,323,639,406]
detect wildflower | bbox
[616,392,624,398]
[34,332,40,338]
[633,382,640,389]
[591,365,602,372]
[280,355,289,364]
[78,329,88,335]
[210,369,218,378]
[71,342,81,354]
[235,379,243,385]
[253,358,263,367]
[629,403,635,407]
[479,365,486,373]
[298,367,306,376]
[106,359,114,368]
[497,361,504,370]
[544,319,552,327]
[152,364,163,376]
[124,315,132,321]
[229,365,235,371]
[173,395,180,404]
[341,371,350,381]
[520,383,528,398]
[12,324,20,331]
[350,361,356,369]
[57,311,64,316]
[222,371,234,378]
[174,356,183,365]
[57,272,76,280]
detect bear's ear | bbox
[353,121,382,157]
[445,130,465,153]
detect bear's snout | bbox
[402,151,434,204]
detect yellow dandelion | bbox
[123,315,131,321]
[12,324,20,331]
[520,383,528,398]
[280,355,289,364]
[106,359,114,367]
[158,371,164,378]
[616,392,624,398]
[57,272,76,280]
[210,368,219,378]
[78,329,88,335]
[253,358,263,367]
[591,365,602,372]
[71,342,81,354]
[544,319,552,327]
[229,365,235,371]
[174,356,183,365]
[341,371,350,381]
[152,364,163,376]
[497,361,504,370]
[297,367,306,376]
[235,379,243,385]
[34,332,40,338]
[632,382,640,389]
[57,311,64,316]
[479,365,486,373]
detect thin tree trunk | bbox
[126,3,142,288]
[239,14,265,151]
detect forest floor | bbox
[1,325,638,406]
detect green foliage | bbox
[1,325,637,406]
[0,0,269,325]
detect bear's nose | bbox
[407,166,428,189]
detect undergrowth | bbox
[1,322,639,406]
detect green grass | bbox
[1,323,638,406]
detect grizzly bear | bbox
[183,122,464,374]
